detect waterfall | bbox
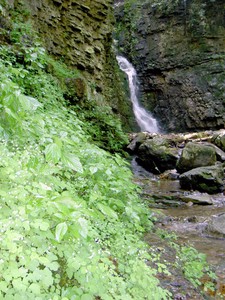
[116,55,159,133]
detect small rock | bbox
[207,213,225,237]
[181,193,213,205]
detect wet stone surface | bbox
[131,157,225,299]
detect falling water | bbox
[116,55,159,133]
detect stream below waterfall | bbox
[117,55,225,298]
[131,158,225,299]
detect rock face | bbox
[128,130,225,194]
[5,0,134,130]
[18,0,114,92]
[115,0,225,132]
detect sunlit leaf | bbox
[61,152,83,173]
[18,94,42,111]
[78,218,88,238]
[55,222,68,242]
[97,203,118,219]
[45,143,62,164]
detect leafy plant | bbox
[177,246,216,288]
[0,6,172,299]
[0,2,216,299]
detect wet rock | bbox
[127,132,149,152]
[64,77,87,101]
[202,142,225,162]
[180,193,213,205]
[211,130,225,152]
[176,142,217,173]
[207,213,225,237]
[179,164,224,194]
[160,169,179,180]
[136,136,180,174]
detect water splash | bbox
[116,55,159,133]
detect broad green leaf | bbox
[89,166,98,174]
[45,143,62,164]
[28,283,40,295]
[78,218,88,238]
[4,107,19,120]
[18,94,42,111]
[55,222,68,242]
[0,281,8,293]
[97,203,118,219]
[61,152,83,173]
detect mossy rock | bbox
[179,164,224,194]
[176,142,217,173]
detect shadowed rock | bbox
[179,164,224,194]
[136,136,180,174]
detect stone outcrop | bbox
[128,130,225,194]
[115,0,225,132]
[179,164,224,194]
[17,0,114,94]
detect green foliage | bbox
[150,0,180,14]
[155,230,216,293]
[75,103,129,153]
[115,0,142,60]
[0,12,171,299]
[0,3,216,299]
[177,246,216,288]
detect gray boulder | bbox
[202,142,225,162]
[136,136,179,174]
[207,213,225,237]
[176,142,217,173]
[180,193,213,205]
[179,164,224,194]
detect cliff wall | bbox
[115,0,225,132]
[15,0,114,93]
[3,0,134,131]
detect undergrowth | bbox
[0,2,216,299]
[0,3,172,299]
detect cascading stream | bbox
[116,55,159,133]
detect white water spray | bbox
[116,55,159,133]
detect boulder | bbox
[179,164,224,194]
[127,132,149,152]
[180,193,213,205]
[207,213,225,237]
[136,136,179,174]
[176,142,217,173]
[211,130,225,152]
[201,142,225,162]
